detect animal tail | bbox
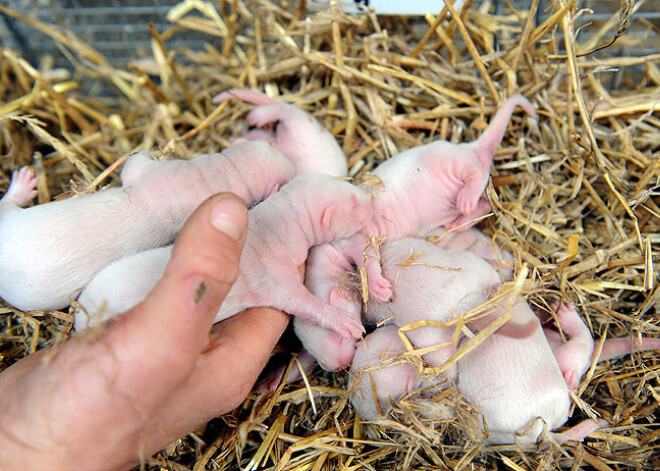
[212,88,277,105]
[475,94,537,167]
[469,311,539,339]
[593,336,660,363]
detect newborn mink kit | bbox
[1,3,658,467]
[3,91,656,452]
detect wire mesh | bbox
[0,1,658,75]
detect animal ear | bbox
[267,182,280,197]
[328,330,344,346]
[405,376,416,393]
[329,287,343,305]
[322,205,336,230]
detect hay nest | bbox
[0,1,659,469]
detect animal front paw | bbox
[335,314,366,340]
[555,302,578,324]
[7,167,38,206]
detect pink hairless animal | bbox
[76,174,372,339]
[213,88,348,177]
[349,325,425,420]
[341,95,536,302]
[218,173,371,337]
[542,303,660,391]
[290,226,516,378]
[285,232,518,386]
[425,226,515,281]
[291,98,534,377]
[75,246,172,330]
[458,300,660,444]
[0,142,295,311]
[365,238,529,381]
[253,241,362,389]
[353,300,660,446]
[293,243,362,371]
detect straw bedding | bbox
[0,1,658,469]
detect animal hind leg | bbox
[550,303,595,390]
[280,280,366,340]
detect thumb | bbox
[114,193,249,376]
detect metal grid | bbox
[1,0,213,67]
[1,1,658,69]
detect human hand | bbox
[0,193,290,471]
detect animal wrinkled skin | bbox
[294,243,362,371]
[0,142,295,311]
[354,299,660,445]
[341,94,536,302]
[365,238,505,382]
[76,174,372,339]
[213,88,348,177]
[291,226,517,376]
[349,325,424,420]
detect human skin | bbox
[76,174,371,339]
[0,194,290,471]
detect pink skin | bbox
[456,300,610,445]
[543,303,660,391]
[542,303,595,390]
[256,349,318,392]
[458,300,660,444]
[218,174,371,339]
[294,243,362,371]
[286,227,516,379]
[592,337,660,363]
[0,167,38,216]
[75,246,172,331]
[213,88,348,177]
[0,142,295,311]
[348,301,613,443]
[340,95,536,302]
[77,174,372,339]
[349,325,424,420]
[425,226,515,281]
[364,238,510,382]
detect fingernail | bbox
[210,197,246,241]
